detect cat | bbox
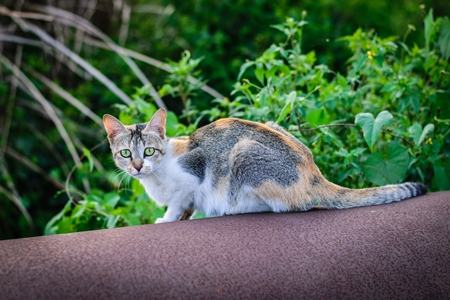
[103,108,427,223]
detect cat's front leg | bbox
[155,203,193,223]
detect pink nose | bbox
[135,165,142,172]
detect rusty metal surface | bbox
[1,192,449,299]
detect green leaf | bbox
[165,111,180,136]
[355,111,393,150]
[255,66,265,84]
[237,61,255,80]
[158,84,174,97]
[276,91,296,124]
[55,217,74,234]
[433,160,450,190]
[106,214,120,229]
[127,214,141,226]
[71,202,87,218]
[118,112,134,125]
[418,123,434,146]
[82,147,94,172]
[408,123,422,145]
[44,200,72,235]
[439,17,450,60]
[424,9,435,53]
[380,82,397,93]
[306,108,330,127]
[134,97,150,112]
[270,24,286,33]
[409,123,434,146]
[104,193,121,208]
[362,142,409,186]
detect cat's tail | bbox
[320,181,428,209]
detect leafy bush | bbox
[0,1,448,238]
[227,11,450,190]
[45,10,450,234]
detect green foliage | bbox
[362,143,409,186]
[1,1,449,239]
[160,50,204,124]
[217,10,450,191]
[45,180,165,234]
[50,9,450,235]
[440,17,450,60]
[355,111,393,151]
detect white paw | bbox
[155,218,170,224]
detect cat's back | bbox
[187,118,311,164]
[189,118,280,149]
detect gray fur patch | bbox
[310,175,321,186]
[229,140,299,190]
[129,124,146,144]
[188,119,303,193]
[178,148,207,183]
[265,121,314,161]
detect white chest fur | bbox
[138,141,275,220]
[139,145,198,207]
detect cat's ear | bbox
[103,114,127,141]
[144,108,166,138]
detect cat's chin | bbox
[131,173,149,179]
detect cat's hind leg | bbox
[178,205,194,221]
[228,139,312,213]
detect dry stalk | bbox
[25,66,103,126]
[0,53,82,165]
[5,147,65,190]
[26,4,166,109]
[0,152,34,230]
[84,37,225,100]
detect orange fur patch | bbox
[254,167,340,210]
[214,118,310,160]
[214,118,234,129]
[171,138,189,157]
[232,118,314,163]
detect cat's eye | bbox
[120,149,131,158]
[144,147,155,157]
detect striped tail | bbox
[322,182,428,209]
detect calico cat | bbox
[103,108,427,223]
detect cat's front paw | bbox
[155,218,171,224]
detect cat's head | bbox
[103,108,167,179]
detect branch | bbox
[5,147,65,190]
[65,140,108,204]
[25,66,103,126]
[0,5,134,105]
[0,152,34,230]
[83,37,225,100]
[0,53,82,165]
[299,123,356,131]
[26,3,167,109]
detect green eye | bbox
[144,147,155,157]
[120,149,131,158]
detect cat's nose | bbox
[135,165,142,172]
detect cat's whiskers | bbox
[111,168,130,191]
[146,170,158,180]
[111,168,125,182]
[118,173,130,190]
[111,167,124,174]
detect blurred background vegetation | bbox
[0,0,449,240]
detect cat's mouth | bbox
[132,172,148,179]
